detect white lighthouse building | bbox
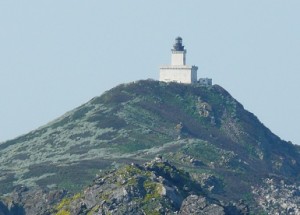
[160,37,198,84]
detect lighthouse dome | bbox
[173,37,184,51]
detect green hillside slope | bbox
[1,80,300,214]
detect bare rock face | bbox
[51,158,249,215]
[57,158,195,214]
[0,186,67,215]
[179,195,225,215]
[252,178,300,214]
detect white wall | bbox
[160,67,193,83]
[171,51,186,66]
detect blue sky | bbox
[1,1,300,145]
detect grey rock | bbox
[179,195,225,215]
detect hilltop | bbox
[1,80,300,214]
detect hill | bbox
[1,80,300,214]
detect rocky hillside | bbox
[52,157,251,215]
[1,80,300,214]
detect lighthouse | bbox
[159,37,198,84]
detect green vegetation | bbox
[1,80,300,214]
[143,180,162,201]
[56,210,71,215]
[181,141,220,162]
[55,193,81,214]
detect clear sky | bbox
[1,1,300,145]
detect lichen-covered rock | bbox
[252,178,300,214]
[194,173,223,194]
[0,186,67,215]
[52,158,250,215]
[54,158,194,214]
[179,195,225,215]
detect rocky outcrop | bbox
[252,178,300,214]
[52,157,249,215]
[0,186,67,215]
[179,195,250,215]
[179,195,225,215]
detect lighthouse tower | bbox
[160,37,198,84]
